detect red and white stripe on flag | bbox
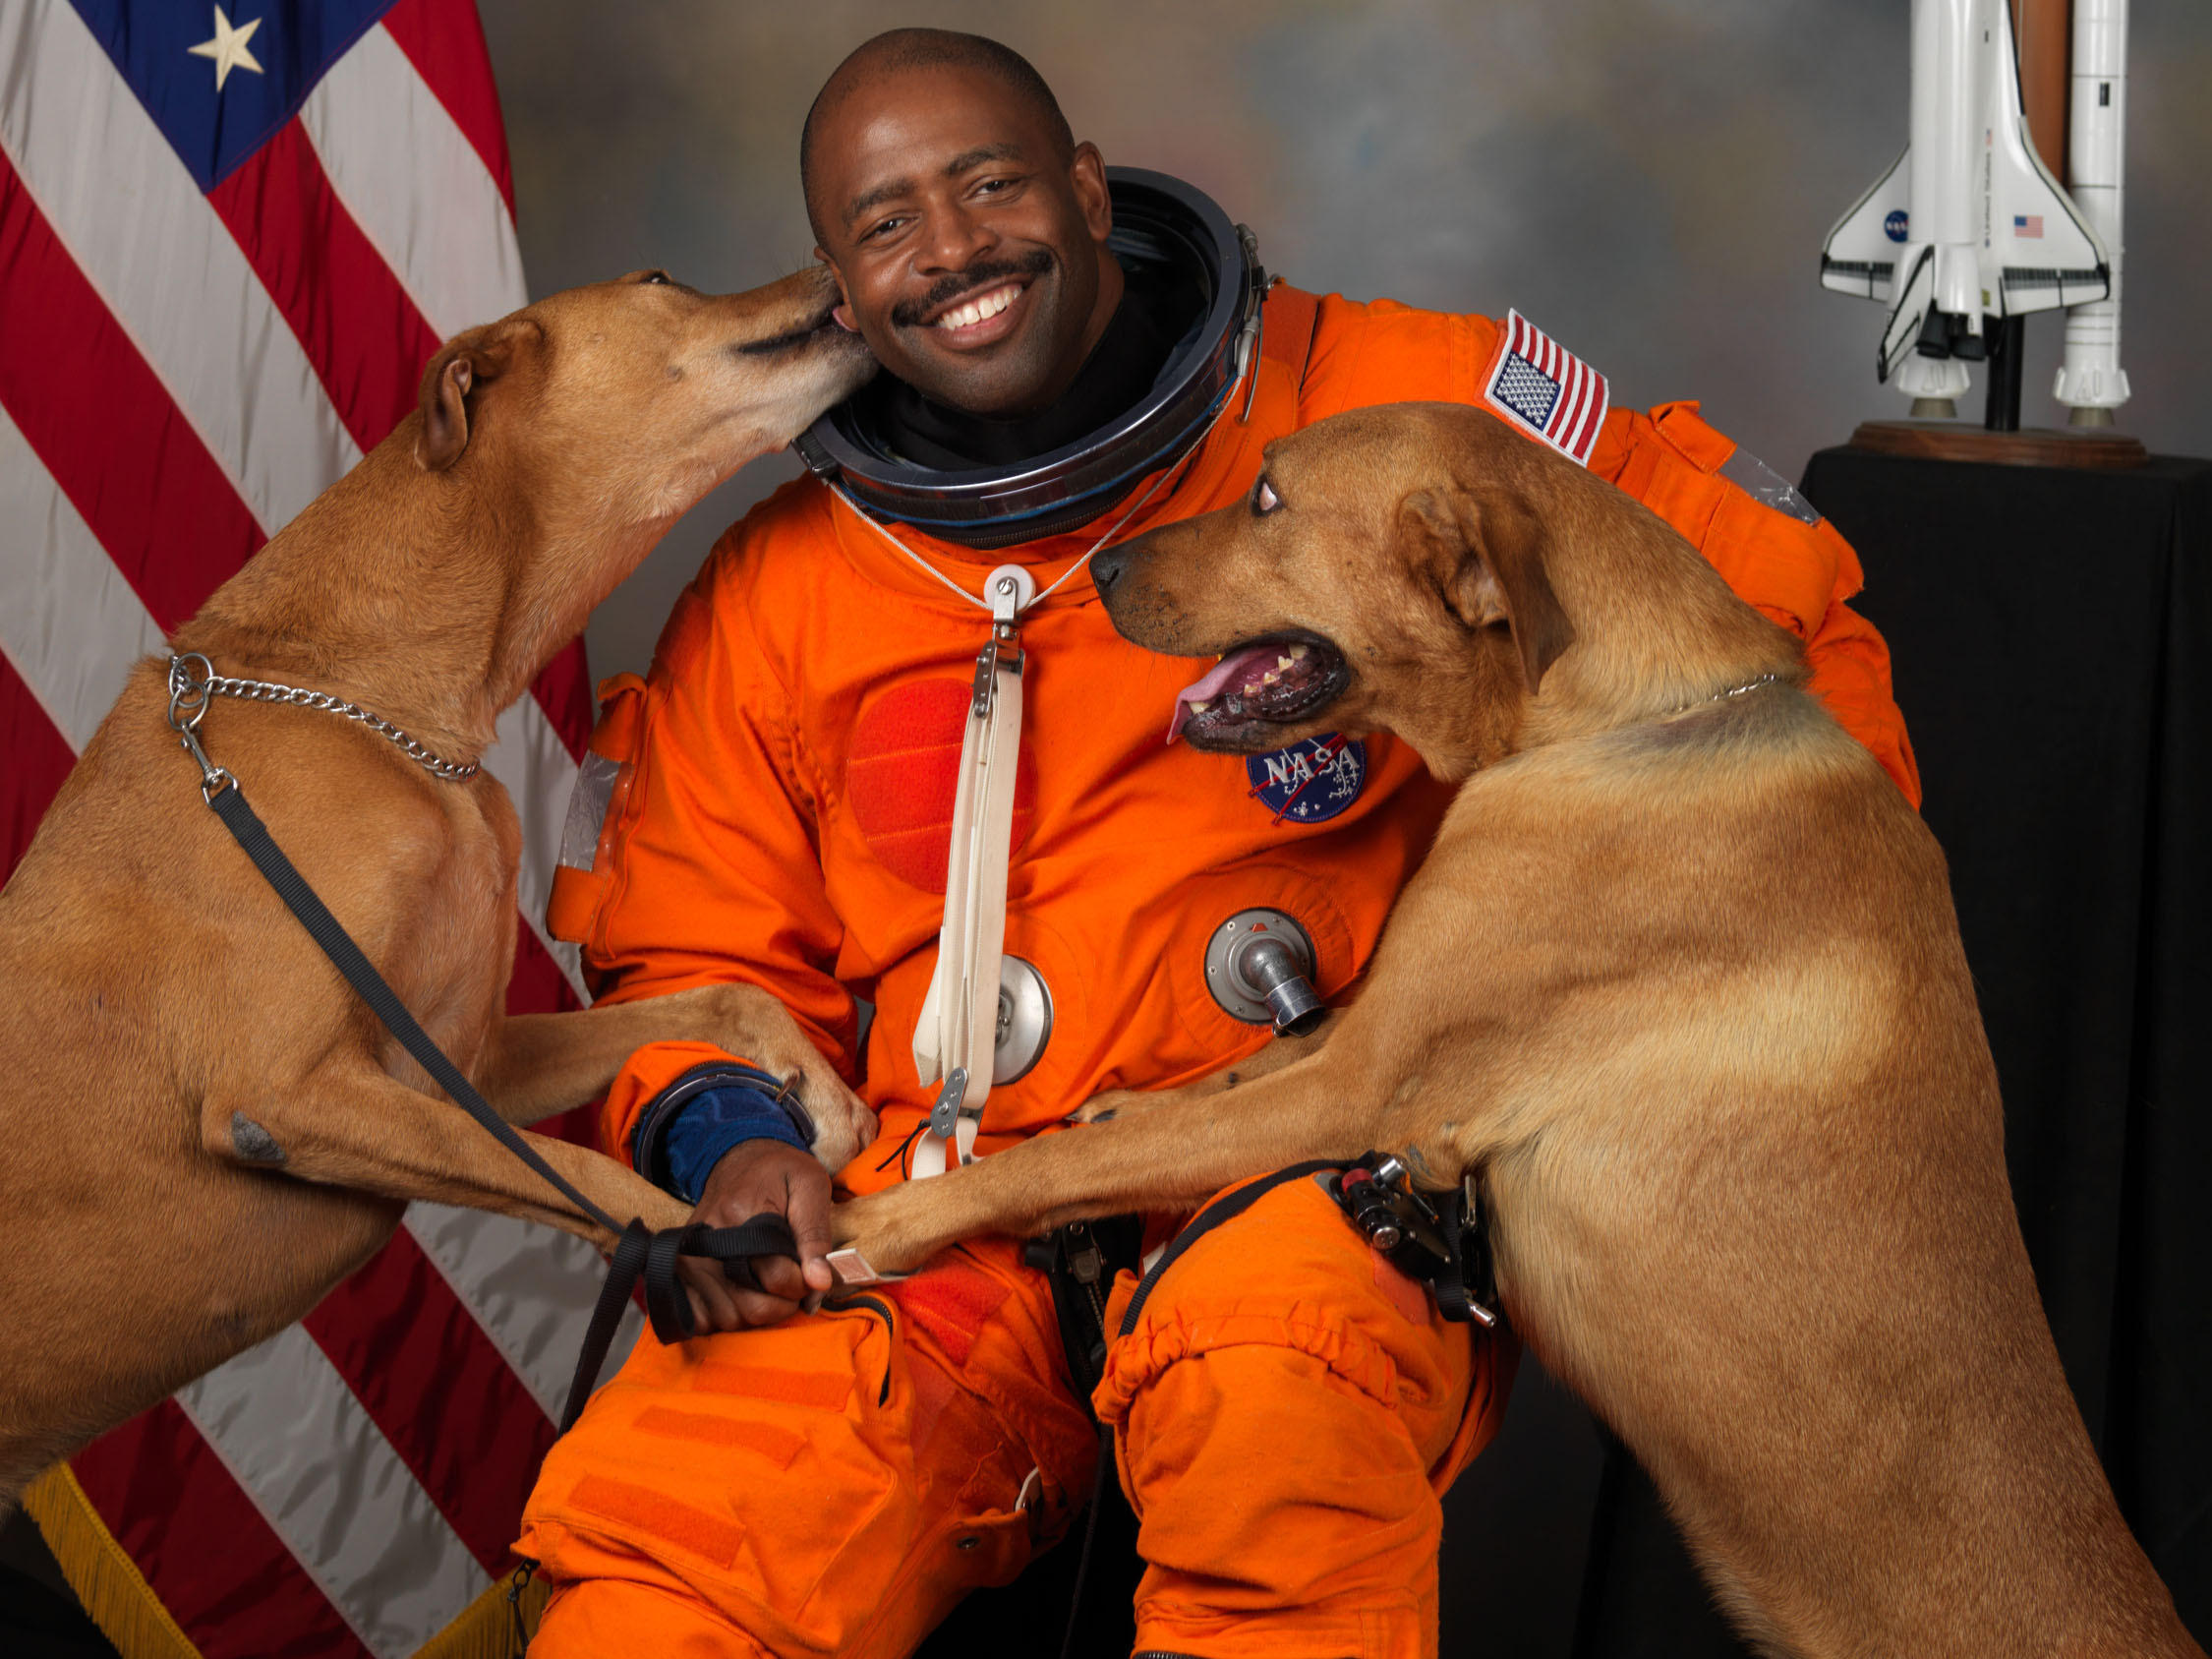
[0,2,633,1653]
[1479,308,1610,468]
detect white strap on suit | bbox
[823,317,1260,1186]
[910,566,1031,1176]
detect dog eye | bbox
[639,269,672,286]
[1252,477,1281,515]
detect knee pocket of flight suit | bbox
[520,1245,1093,1658]
[1095,1170,1508,1508]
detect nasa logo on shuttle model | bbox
[1884,208,1910,243]
[1247,736,1368,825]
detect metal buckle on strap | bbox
[970,566,1031,717]
[927,1067,976,1140]
[1331,1155,1500,1329]
[971,637,1015,716]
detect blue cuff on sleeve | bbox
[630,1062,813,1205]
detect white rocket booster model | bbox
[2052,0,2129,420]
[1820,0,2123,415]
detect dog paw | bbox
[680,984,877,1170]
[789,1066,875,1174]
[829,1188,943,1277]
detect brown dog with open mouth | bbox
[0,267,880,1512]
[832,402,2202,1657]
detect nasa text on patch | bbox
[1247,736,1368,825]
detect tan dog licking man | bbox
[0,267,877,1512]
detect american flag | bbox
[2013,212,2045,238]
[1481,309,1610,468]
[1,2,633,1652]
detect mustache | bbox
[891,250,1056,328]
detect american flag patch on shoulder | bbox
[1481,311,1610,467]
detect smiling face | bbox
[806,62,1124,417]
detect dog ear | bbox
[1401,486,1576,694]
[415,317,542,472]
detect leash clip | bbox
[166,653,235,800]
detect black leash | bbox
[171,659,795,1435]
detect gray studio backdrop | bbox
[475,6,2212,1654]
[478,0,2212,684]
[473,5,2209,1647]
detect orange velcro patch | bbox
[885,1263,1012,1370]
[566,1474,746,1568]
[845,678,1035,892]
[691,1359,854,1413]
[632,1408,806,1468]
[1372,1253,1435,1327]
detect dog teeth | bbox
[1261,672,1280,685]
[1188,700,1210,713]
[1289,644,1310,660]
[1276,655,1295,670]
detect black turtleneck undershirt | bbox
[856,260,1198,472]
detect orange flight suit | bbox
[516,284,1920,1659]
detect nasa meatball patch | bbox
[1247,735,1368,825]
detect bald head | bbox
[801,30,1073,243]
[799,29,1119,417]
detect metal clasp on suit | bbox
[927,1066,977,1140]
[970,566,1033,716]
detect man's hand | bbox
[676,1139,837,1333]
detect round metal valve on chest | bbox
[1203,909,1326,1037]
[993,956,1054,1085]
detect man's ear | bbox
[414,316,542,473]
[1070,141,1114,242]
[819,257,860,334]
[1400,483,1576,694]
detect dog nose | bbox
[1090,546,1129,596]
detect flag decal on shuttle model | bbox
[1,1,619,1654]
[1480,310,1610,467]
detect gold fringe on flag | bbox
[26,1459,552,1659]
[413,1566,551,1659]
[23,1464,202,1659]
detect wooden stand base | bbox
[1847,421,2149,469]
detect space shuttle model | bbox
[1821,0,2130,422]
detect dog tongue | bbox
[1166,645,1278,743]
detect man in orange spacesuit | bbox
[517,28,1919,1659]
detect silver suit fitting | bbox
[1204,909,1325,1037]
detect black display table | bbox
[1571,449,2212,1655]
